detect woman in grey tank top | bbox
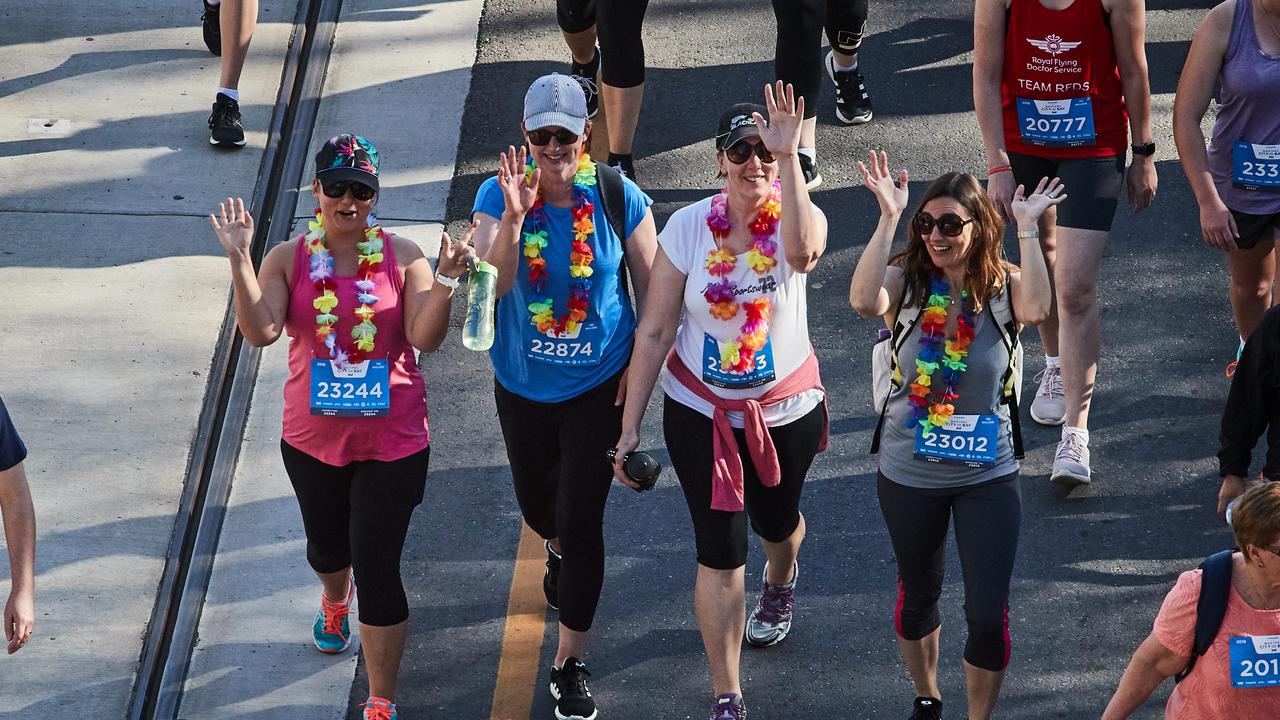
[849,152,1060,720]
[1174,0,1280,381]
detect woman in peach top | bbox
[1102,481,1280,718]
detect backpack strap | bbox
[594,162,633,298]
[986,282,1024,459]
[871,282,918,454]
[1175,549,1235,684]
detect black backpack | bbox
[594,162,633,294]
[1174,549,1234,684]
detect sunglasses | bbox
[724,140,776,165]
[322,180,376,201]
[526,127,581,146]
[913,211,974,238]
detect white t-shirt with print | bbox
[658,195,825,428]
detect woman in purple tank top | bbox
[209,134,474,720]
[1174,0,1280,378]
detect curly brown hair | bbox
[890,172,1017,313]
[1233,482,1280,561]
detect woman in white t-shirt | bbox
[611,82,828,720]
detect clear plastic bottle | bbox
[463,261,498,351]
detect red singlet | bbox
[1000,0,1128,158]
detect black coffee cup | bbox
[606,447,662,492]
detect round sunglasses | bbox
[527,127,581,146]
[913,211,974,238]
[724,140,775,165]
[322,180,376,201]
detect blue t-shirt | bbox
[0,396,27,472]
[473,171,652,403]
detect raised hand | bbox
[210,197,254,257]
[497,145,540,218]
[856,150,909,217]
[437,222,477,280]
[753,81,805,158]
[1010,176,1067,228]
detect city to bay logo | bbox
[1027,34,1081,56]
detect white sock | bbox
[207,0,221,5]
[798,147,816,162]
[832,54,857,72]
[1063,426,1090,445]
[217,87,240,102]
[1044,355,1061,369]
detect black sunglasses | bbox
[527,127,581,146]
[913,211,974,238]
[724,140,776,165]
[322,180,376,201]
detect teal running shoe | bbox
[362,696,397,720]
[312,577,353,654]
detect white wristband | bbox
[434,272,460,290]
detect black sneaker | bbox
[607,154,636,183]
[201,0,221,56]
[798,153,822,189]
[208,93,245,147]
[826,50,873,125]
[549,657,597,720]
[908,696,942,720]
[710,693,746,720]
[570,49,600,119]
[543,539,561,611]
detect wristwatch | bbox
[1131,141,1156,157]
[434,272,461,290]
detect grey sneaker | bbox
[745,562,796,647]
[1051,430,1091,486]
[710,693,746,720]
[1030,366,1065,426]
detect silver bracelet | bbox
[1016,229,1039,239]
[434,272,461,290]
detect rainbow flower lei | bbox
[906,276,976,437]
[523,154,597,336]
[703,181,781,373]
[303,211,384,368]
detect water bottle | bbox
[463,261,497,352]
[606,447,663,492]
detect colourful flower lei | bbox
[703,181,781,373]
[304,211,384,368]
[523,154,597,336]
[906,276,976,437]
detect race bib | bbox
[1232,142,1280,192]
[1230,635,1280,688]
[310,359,390,417]
[702,334,776,389]
[914,414,999,467]
[1016,97,1096,147]
[527,321,602,366]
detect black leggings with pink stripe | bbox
[876,471,1021,672]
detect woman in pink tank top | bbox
[209,134,474,720]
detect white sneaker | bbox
[1051,431,1091,486]
[1030,366,1065,426]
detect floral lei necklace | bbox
[523,154,597,336]
[703,181,781,373]
[304,211,385,368]
[906,275,975,436]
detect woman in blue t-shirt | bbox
[471,73,657,720]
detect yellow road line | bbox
[489,523,549,720]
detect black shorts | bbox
[1008,152,1125,232]
[1230,208,1280,251]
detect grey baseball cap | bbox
[523,74,588,136]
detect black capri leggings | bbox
[877,471,1021,672]
[665,395,825,570]
[281,440,429,627]
[494,370,624,633]
[556,0,650,88]
[772,0,870,119]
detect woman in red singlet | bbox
[210,134,473,720]
[974,0,1157,487]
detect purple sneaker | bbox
[745,561,796,647]
[710,693,745,720]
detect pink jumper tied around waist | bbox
[665,349,829,512]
